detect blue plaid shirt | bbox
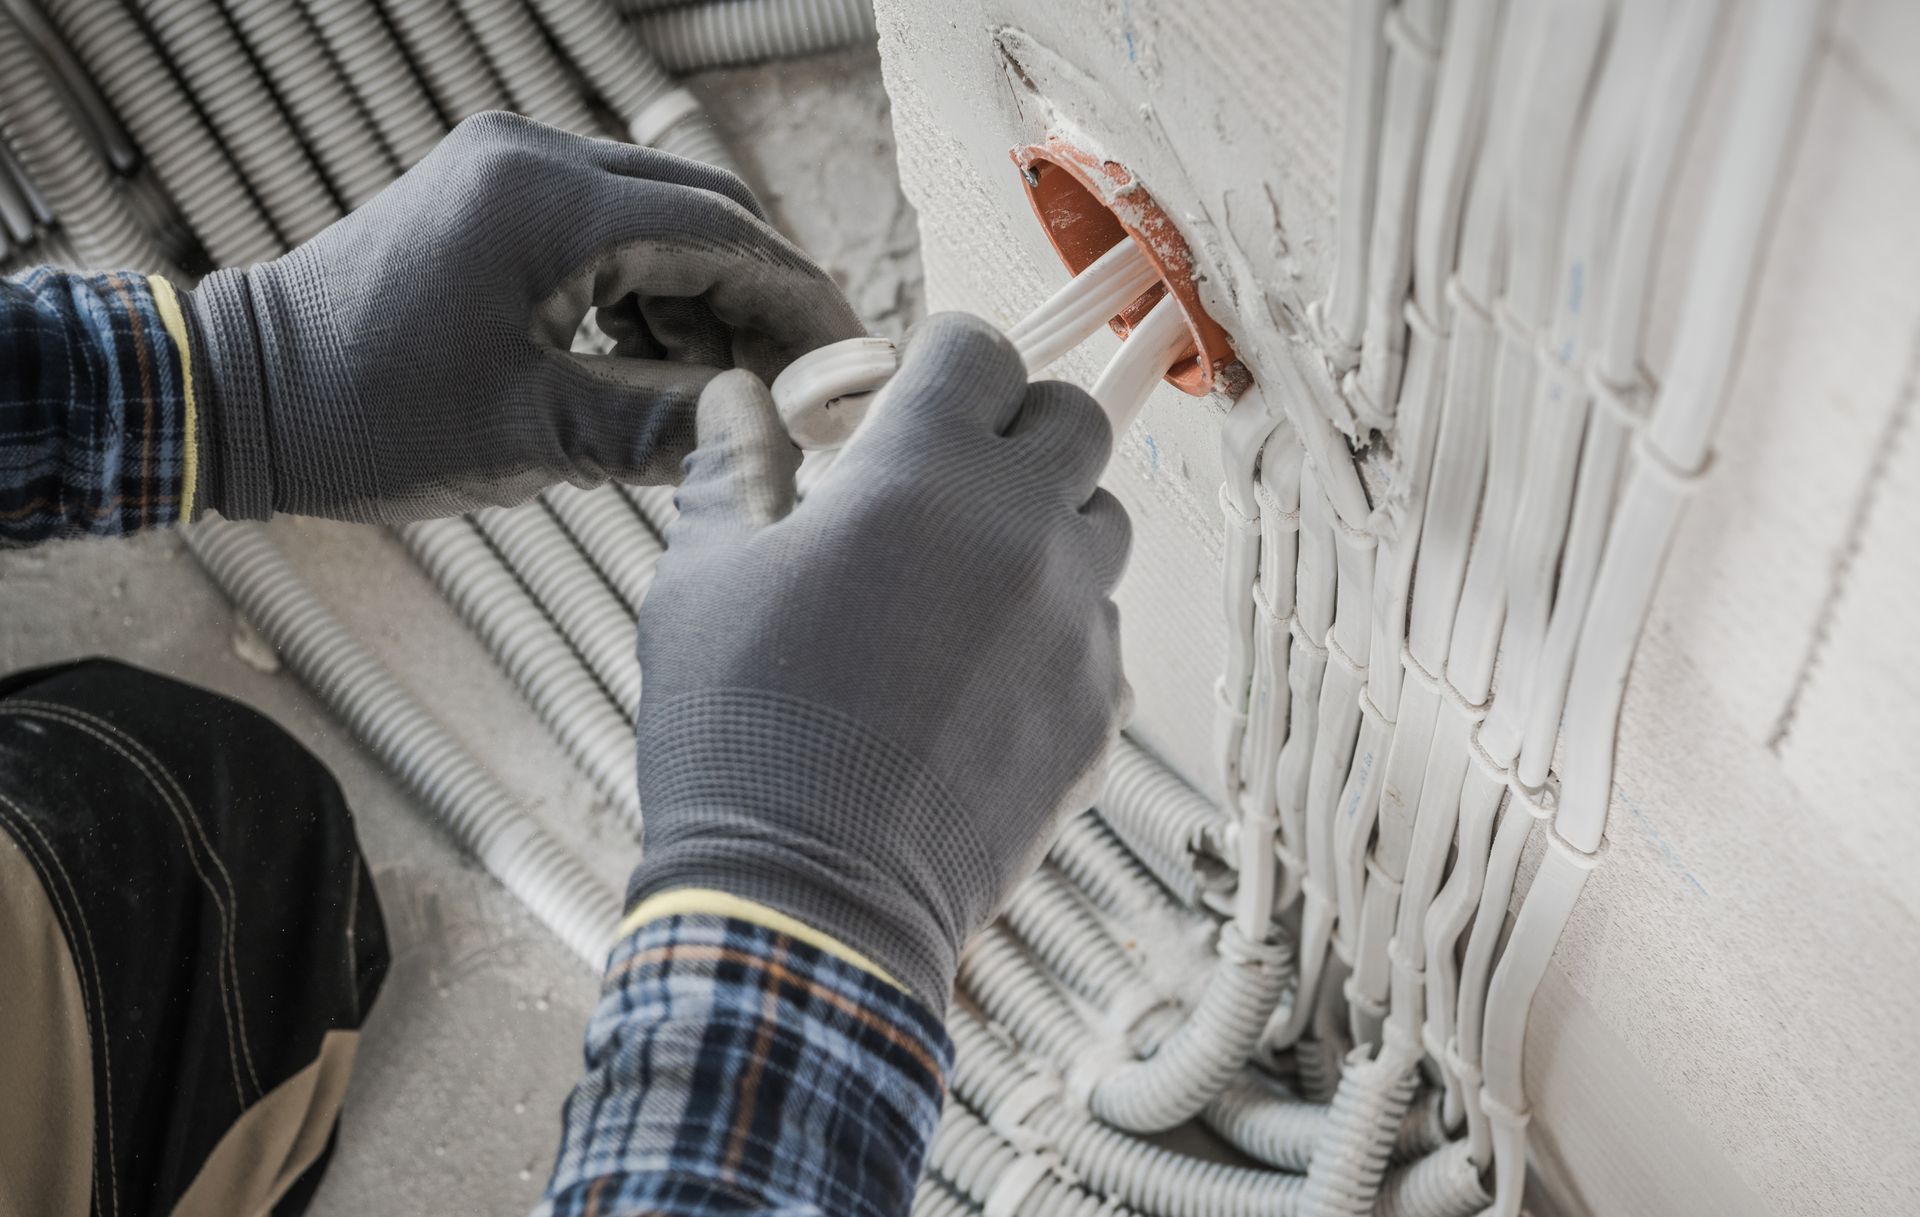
[2,268,196,544]
[2,265,955,1216]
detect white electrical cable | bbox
[1347,0,1444,427]
[1006,236,1159,373]
[1476,7,1821,1216]
[1312,0,1388,366]
[1423,0,1670,1129]
[1088,292,1194,440]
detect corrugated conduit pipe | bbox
[185,522,621,965]
[1298,1030,1422,1217]
[455,0,602,135]
[400,517,643,831]
[911,1174,980,1217]
[631,0,877,74]
[540,483,666,617]
[998,845,1441,1177]
[471,502,643,718]
[297,0,447,169]
[222,0,399,208]
[1098,737,1233,909]
[136,0,340,243]
[523,0,740,175]
[947,1006,1301,1217]
[929,1102,1125,1217]
[0,21,163,271]
[378,0,514,122]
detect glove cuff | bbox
[183,267,274,520]
[628,688,999,1011]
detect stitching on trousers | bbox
[0,704,262,1101]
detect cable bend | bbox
[1085,922,1292,1133]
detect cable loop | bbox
[1358,686,1396,726]
[1437,671,1490,723]
[1444,276,1494,327]
[1635,428,1713,489]
[1289,614,1330,660]
[1478,1089,1530,1128]
[1341,367,1394,435]
[1547,825,1607,870]
[1492,297,1533,350]
[1509,777,1556,821]
[1251,481,1301,530]
[1216,481,1260,533]
[1250,584,1282,626]
[1403,296,1447,345]
[1399,643,1442,692]
[1466,722,1510,781]
[1324,630,1368,681]
[1587,366,1649,430]
[1324,502,1380,550]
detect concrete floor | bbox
[0,47,920,1215]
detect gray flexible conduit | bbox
[137,0,341,243]
[455,0,602,135]
[377,0,514,122]
[631,0,876,73]
[223,0,399,207]
[4,0,139,174]
[539,484,666,618]
[911,1173,982,1217]
[185,522,621,966]
[0,21,162,271]
[401,517,643,830]
[472,501,644,718]
[300,0,447,168]
[40,0,282,263]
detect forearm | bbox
[0,267,199,546]
[540,902,952,1217]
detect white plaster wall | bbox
[873,2,1920,1213]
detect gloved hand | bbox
[628,313,1133,1008]
[181,111,863,523]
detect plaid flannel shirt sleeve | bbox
[539,912,953,1217]
[1,267,196,546]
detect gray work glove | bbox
[181,111,863,523]
[628,313,1133,1008]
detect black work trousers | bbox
[0,659,388,1217]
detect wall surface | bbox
[873,1,1920,1212]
